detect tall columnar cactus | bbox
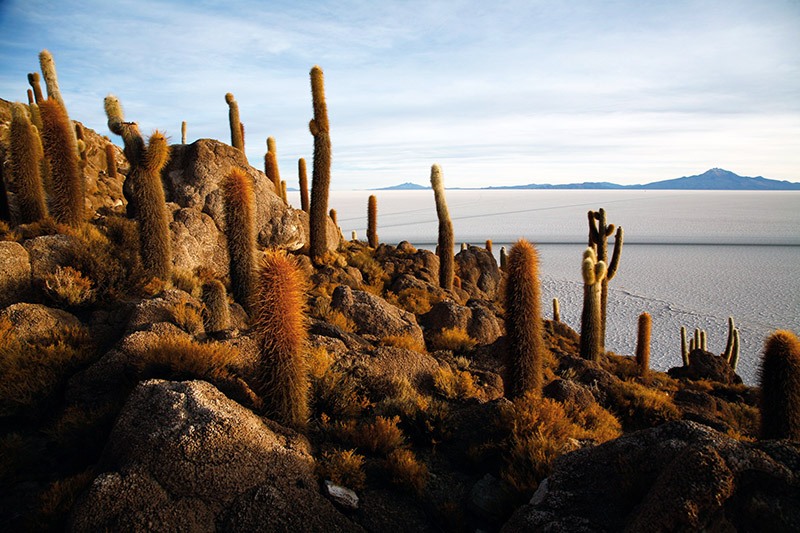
[298,158,309,213]
[0,159,10,222]
[225,92,245,155]
[500,246,507,271]
[27,72,44,104]
[588,208,623,348]
[308,65,332,261]
[201,279,231,334]
[504,239,546,398]
[9,103,47,224]
[329,208,337,227]
[181,121,187,144]
[39,99,84,227]
[39,50,66,108]
[220,167,255,312]
[758,330,800,441]
[26,89,42,130]
[74,123,88,169]
[681,326,690,366]
[485,239,492,253]
[267,136,277,155]
[252,250,310,429]
[104,143,118,180]
[636,312,651,379]
[729,329,741,371]
[105,95,172,279]
[281,180,288,203]
[264,150,281,195]
[367,194,378,248]
[552,297,561,322]
[580,247,607,362]
[430,163,454,291]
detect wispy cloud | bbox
[1,0,798,188]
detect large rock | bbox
[501,421,800,532]
[0,241,30,308]
[70,379,360,532]
[168,206,229,277]
[330,284,425,347]
[422,300,503,345]
[162,139,338,252]
[0,302,81,344]
[125,289,205,336]
[668,349,742,385]
[455,246,502,300]
[23,234,82,287]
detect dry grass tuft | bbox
[383,448,428,495]
[379,333,426,352]
[43,266,94,308]
[317,448,366,490]
[432,365,479,401]
[428,327,477,353]
[385,288,439,315]
[333,415,406,454]
[606,379,681,430]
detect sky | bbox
[1,0,798,189]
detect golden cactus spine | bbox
[588,208,623,349]
[298,158,309,213]
[430,163,454,291]
[9,103,47,223]
[264,150,281,195]
[104,95,172,279]
[636,312,651,379]
[504,239,545,397]
[485,239,492,253]
[225,92,245,155]
[220,167,256,313]
[580,247,606,362]
[38,99,84,227]
[758,330,800,441]
[367,194,378,248]
[308,65,332,261]
[201,279,231,333]
[252,250,310,429]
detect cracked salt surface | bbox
[297,190,800,386]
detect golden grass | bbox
[43,265,94,308]
[170,267,202,298]
[28,469,95,531]
[379,333,426,352]
[383,448,428,495]
[135,335,238,378]
[428,327,477,353]
[432,365,479,401]
[317,449,366,490]
[384,288,439,315]
[168,295,204,334]
[333,415,406,455]
[606,379,681,430]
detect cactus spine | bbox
[105,95,172,279]
[9,103,47,224]
[636,312,651,379]
[298,158,309,213]
[201,279,231,334]
[504,239,545,397]
[588,208,623,349]
[308,66,332,261]
[252,250,310,429]
[367,194,378,248]
[430,163,454,291]
[552,297,560,322]
[758,330,800,441]
[225,92,245,154]
[580,247,606,362]
[220,167,255,312]
[38,99,84,227]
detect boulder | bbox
[455,246,502,300]
[124,289,204,336]
[330,285,424,347]
[69,379,360,532]
[543,379,597,411]
[0,302,81,344]
[169,206,229,277]
[349,345,441,392]
[501,421,800,532]
[421,300,503,345]
[23,234,82,286]
[0,241,30,308]
[668,349,742,385]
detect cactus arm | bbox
[607,227,623,280]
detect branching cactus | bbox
[758,330,800,441]
[27,72,44,104]
[26,89,42,129]
[9,103,47,223]
[588,208,623,349]
[724,316,741,370]
[225,92,245,155]
[580,247,607,362]
[430,163,454,290]
[220,167,256,313]
[39,99,84,227]
[504,239,546,397]
[252,250,310,429]
[105,95,172,279]
[636,312,651,380]
[298,158,309,213]
[367,194,378,248]
[308,66,332,262]
[201,279,231,334]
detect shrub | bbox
[135,335,238,378]
[379,333,426,352]
[383,448,428,495]
[43,266,94,308]
[167,295,204,334]
[432,365,479,401]
[317,449,366,490]
[313,369,369,420]
[385,287,438,315]
[606,379,681,430]
[334,415,406,455]
[428,327,477,353]
[27,469,95,531]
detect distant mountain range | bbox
[374,169,800,191]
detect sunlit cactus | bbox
[26,89,42,129]
[104,143,118,180]
[181,121,187,144]
[588,208,623,350]
[27,72,43,104]
[252,250,310,429]
[9,103,47,223]
[430,163,454,291]
[264,150,281,195]
[758,330,800,441]
[308,65,332,261]
[500,246,507,271]
[636,312,651,379]
[580,247,606,362]
[105,94,172,279]
[367,194,378,248]
[201,279,231,334]
[485,239,492,253]
[552,297,561,322]
[329,208,337,227]
[225,92,245,155]
[298,158,309,213]
[281,180,287,203]
[220,167,256,313]
[504,239,546,397]
[39,99,84,227]
[681,326,690,366]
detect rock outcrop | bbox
[501,421,800,532]
[421,300,503,345]
[668,348,742,385]
[0,241,30,308]
[0,302,82,343]
[455,246,502,300]
[70,379,361,532]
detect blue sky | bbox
[1,0,798,189]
